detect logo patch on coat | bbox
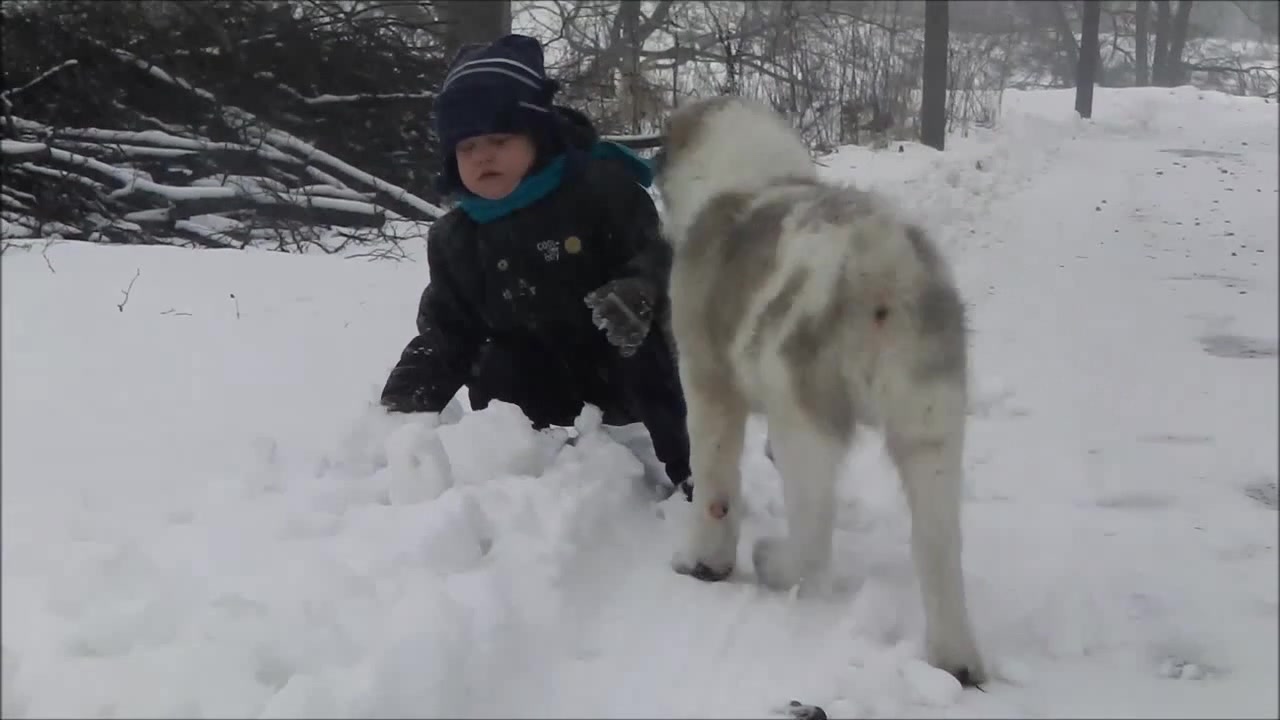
[564,235,582,254]
[537,238,561,262]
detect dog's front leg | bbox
[672,375,748,582]
[887,390,986,686]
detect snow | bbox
[3,86,1276,719]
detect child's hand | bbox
[584,278,654,357]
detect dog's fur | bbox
[653,96,986,685]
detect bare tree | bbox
[1161,0,1195,86]
[920,0,949,151]
[436,0,511,61]
[1152,0,1171,83]
[1135,0,1151,85]
[1075,1,1101,118]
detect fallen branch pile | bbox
[2,1,451,253]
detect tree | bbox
[1075,0,1102,118]
[1162,0,1195,86]
[1150,0,1196,86]
[1152,0,1171,84]
[1135,0,1151,86]
[920,0,949,151]
[436,0,511,62]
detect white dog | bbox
[653,96,986,686]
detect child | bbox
[380,34,692,500]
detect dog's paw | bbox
[923,619,987,689]
[937,660,987,689]
[671,497,739,582]
[928,646,987,689]
[671,545,735,582]
[673,559,735,582]
[753,536,802,590]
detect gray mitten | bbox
[584,278,655,357]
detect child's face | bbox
[456,133,536,200]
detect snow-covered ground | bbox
[3,86,1276,718]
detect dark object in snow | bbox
[1199,333,1278,359]
[1244,479,1278,510]
[787,700,827,720]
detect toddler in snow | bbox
[380,34,692,499]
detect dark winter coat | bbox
[380,110,681,433]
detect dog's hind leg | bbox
[672,376,748,582]
[752,410,844,592]
[885,384,986,686]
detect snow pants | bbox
[465,330,692,494]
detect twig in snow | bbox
[40,239,57,274]
[117,268,140,312]
[161,308,192,317]
[230,292,241,319]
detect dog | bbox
[652,96,987,686]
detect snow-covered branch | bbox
[0,59,80,107]
[109,48,444,220]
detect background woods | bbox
[4,0,1276,252]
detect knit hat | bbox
[433,34,562,195]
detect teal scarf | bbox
[458,141,654,224]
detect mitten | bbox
[584,278,655,357]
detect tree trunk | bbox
[621,1,642,133]
[1152,0,1171,85]
[1075,1,1102,119]
[435,0,511,62]
[1165,0,1195,86]
[920,0,949,151]
[1135,0,1150,86]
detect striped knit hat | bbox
[433,34,562,195]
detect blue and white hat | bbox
[433,34,562,195]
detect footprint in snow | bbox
[1157,657,1215,681]
[1243,478,1278,510]
[1094,492,1174,511]
[1198,333,1278,360]
[1137,432,1214,446]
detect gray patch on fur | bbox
[905,224,943,274]
[701,195,789,347]
[914,282,968,380]
[676,191,789,398]
[781,271,856,439]
[785,184,877,236]
[749,267,809,356]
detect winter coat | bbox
[379,108,677,422]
